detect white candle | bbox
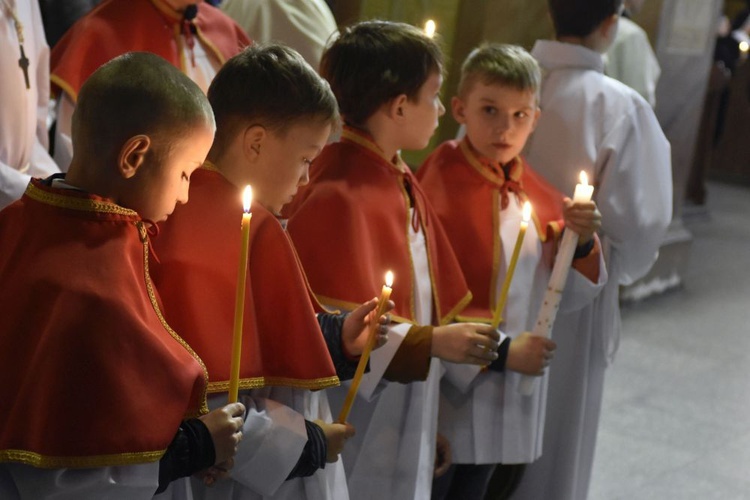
[519,171,593,395]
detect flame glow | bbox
[243,185,253,213]
[424,19,436,38]
[579,171,589,186]
[385,270,394,288]
[522,201,532,222]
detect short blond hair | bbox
[457,44,541,100]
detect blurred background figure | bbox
[0,0,59,210]
[604,0,661,107]
[221,0,338,69]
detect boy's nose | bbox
[438,99,446,117]
[177,184,190,205]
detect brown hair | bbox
[207,43,339,158]
[320,20,443,126]
[72,51,214,166]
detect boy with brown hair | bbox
[284,21,501,500]
[151,43,390,500]
[0,52,244,499]
[418,43,605,500]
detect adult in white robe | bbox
[0,0,59,210]
[221,0,337,70]
[438,196,606,469]
[605,15,661,108]
[512,39,672,500]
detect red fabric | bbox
[417,139,566,321]
[0,179,207,468]
[284,127,472,326]
[151,168,338,393]
[50,0,250,99]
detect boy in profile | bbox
[0,52,244,499]
[285,21,501,500]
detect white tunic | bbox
[605,16,661,108]
[326,208,439,500]
[438,195,605,465]
[191,390,348,500]
[513,40,672,500]
[221,0,337,70]
[0,0,59,210]
[53,36,221,170]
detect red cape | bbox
[0,179,208,468]
[151,167,339,393]
[417,139,566,322]
[285,127,472,326]
[50,0,250,100]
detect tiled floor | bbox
[589,181,750,499]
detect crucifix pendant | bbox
[18,43,30,89]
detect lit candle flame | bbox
[424,19,436,38]
[522,201,532,222]
[242,185,253,213]
[741,41,749,53]
[385,270,394,288]
[579,171,589,186]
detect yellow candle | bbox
[491,201,532,329]
[424,19,436,38]
[337,271,393,423]
[228,185,253,404]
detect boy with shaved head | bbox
[0,52,244,499]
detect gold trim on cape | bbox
[24,182,138,217]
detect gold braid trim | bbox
[0,448,164,469]
[201,160,221,173]
[207,375,340,393]
[25,182,138,216]
[50,73,78,102]
[137,221,210,417]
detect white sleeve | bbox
[3,462,159,500]
[355,322,410,401]
[441,329,509,393]
[596,103,672,286]
[53,94,75,172]
[230,393,308,497]
[558,245,608,313]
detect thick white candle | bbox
[519,171,593,395]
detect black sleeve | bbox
[157,418,216,493]
[487,337,511,373]
[286,419,328,479]
[316,312,363,381]
[573,237,595,259]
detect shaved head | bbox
[72,52,215,168]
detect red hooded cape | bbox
[285,127,472,326]
[50,0,250,100]
[0,179,208,468]
[151,167,339,393]
[418,138,600,321]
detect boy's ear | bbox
[599,13,619,40]
[243,125,267,161]
[451,96,467,124]
[118,135,151,179]
[387,94,409,121]
[531,107,542,131]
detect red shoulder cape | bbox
[50,0,250,100]
[151,168,339,393]
[417,139,565,321]
[285,127,472,325]
[0,179,208,469]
